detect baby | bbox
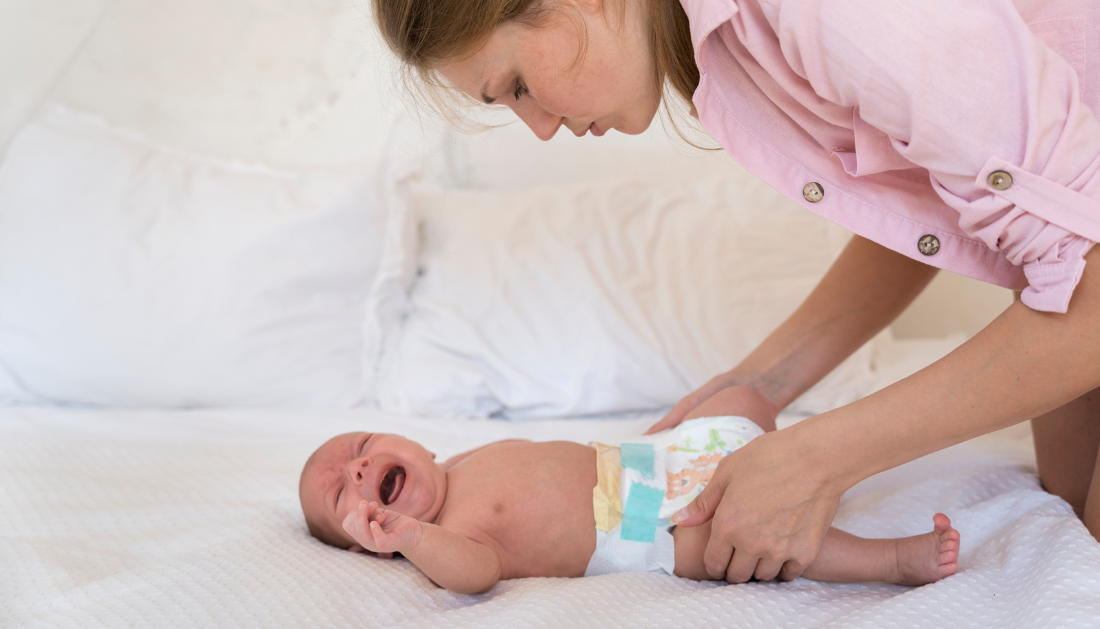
[299,387,961,594]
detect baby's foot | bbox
[892,513,960,586]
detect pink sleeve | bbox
[760,0,1100,312]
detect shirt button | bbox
[802,182,825,203]
[987,170,1013,191]
[918,234,940,256]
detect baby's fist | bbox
[343,501,421,554]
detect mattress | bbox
[2,401,1099,628]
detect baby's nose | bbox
[347,457,371,485]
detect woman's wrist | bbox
[786,408,868,496]
[724,368,792,418]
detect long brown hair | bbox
[370,0,699,129]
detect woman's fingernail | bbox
[671,511,686,524]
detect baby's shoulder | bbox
[442,439,531,471]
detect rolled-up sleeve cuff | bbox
[1021,237,1095,313]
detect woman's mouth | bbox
[589,122,605,137]
[379,466,405,505]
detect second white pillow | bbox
[375,174,875,419]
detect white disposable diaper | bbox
[584,415,765,577]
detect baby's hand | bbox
[342,501,423,554]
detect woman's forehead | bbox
[438,26,523,94]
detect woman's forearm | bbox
[735,235,938,410]
[801,246,1100,493]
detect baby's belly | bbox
[444,441,600,580]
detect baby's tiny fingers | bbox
[370,520,393,551]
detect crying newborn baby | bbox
[299,387,961,594]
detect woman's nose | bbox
[346,456,371,485]
[515,105,561,141]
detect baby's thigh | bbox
[672,521,722,581]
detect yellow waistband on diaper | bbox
[591,443,622,532]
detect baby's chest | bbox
[446,460,592,528]
[441,452,598,576]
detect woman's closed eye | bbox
[513,81,528,101]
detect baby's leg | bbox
[673,514,960,585]
[683,385,778,432]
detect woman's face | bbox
[439,0,661,140]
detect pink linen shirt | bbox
[683,0,1100,313]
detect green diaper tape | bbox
[621,483,665,543]
[620,443,655,476]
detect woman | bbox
[372,0,1100,583]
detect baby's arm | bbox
[343,501,501,594]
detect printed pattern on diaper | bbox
[590,416,765,546]
[665,452,723,500]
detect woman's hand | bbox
[670,426,846,582]
[646,371,741,434]
[647,373,782,434]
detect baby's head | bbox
[299,432,447,550]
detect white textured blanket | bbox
[2,403,1099,628]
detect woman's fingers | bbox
[646,398,697,434]
[778,559,807,581]
[752,558,784,582]
[645,374,737,434]
[671,460,729,527]
[683,430,842,585]
[725,549,761,584]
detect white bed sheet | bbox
[2,401,1099,628]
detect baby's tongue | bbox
[380,467,405,505]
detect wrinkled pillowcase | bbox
[373,175,875,419]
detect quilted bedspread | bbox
[2,405,1099,628]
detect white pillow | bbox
[0,106,418,407]
[374,175,875,419]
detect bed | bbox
[3,2,1099,627]
[4,365,1100,628]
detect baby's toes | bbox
[939,546,958,564]
[932,513,952,534]
[936,560,959,579]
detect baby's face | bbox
[300,432,446,548]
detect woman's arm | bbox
[674,245,1100,583]
[649,234,938,433]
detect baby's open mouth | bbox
[379,466,405,505]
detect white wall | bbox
[894,271,1013,339]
